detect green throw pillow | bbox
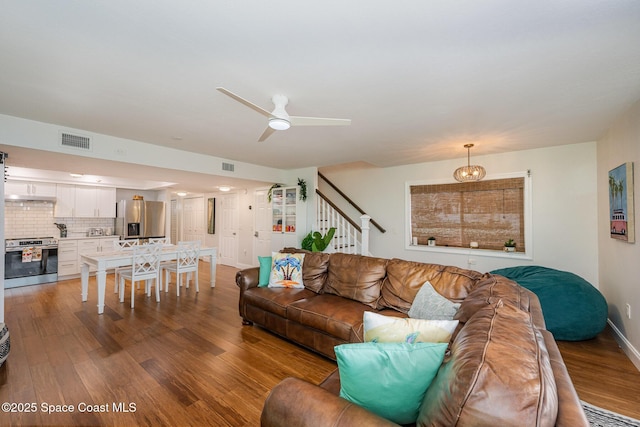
[335,342,447,424]
[257,256,272,287]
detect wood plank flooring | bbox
[0,262,638,426]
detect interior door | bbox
[183,197,205,243]
[254,189,272,258]
[219,193,238,266]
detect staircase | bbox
[316,191,367,254]
[314,172,384,256]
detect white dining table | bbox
[80,245,217,314]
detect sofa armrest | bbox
[236,267,260,291]
[261,377,398,427]
[236,267,260,322]
[539,330,589,427]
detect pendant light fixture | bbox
[453,144,486,182]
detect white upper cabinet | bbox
[54,184,116,218]
[5,180,57,198]
[55,184,76,217]
[74,186,116,218]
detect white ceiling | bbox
[1,1,640,191]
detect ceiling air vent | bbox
[222,162,235,172]
[60,132,92,151]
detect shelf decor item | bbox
[267,183,282,203]
[427,237,436,247]
[504,239,516,252]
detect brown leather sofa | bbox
[236,251,588,427]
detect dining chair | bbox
[118,243,162,308]
[148,237,169,245]
[113,239,139,293]
[162,240,201,296]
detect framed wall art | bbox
[608,162,635,243]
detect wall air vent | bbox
[222,162,235,172]
[60,132,92,151]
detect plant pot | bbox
[504,246,516,252]
[427,240,436,247]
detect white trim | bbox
[405,171,533,260]
[608,319,640,372]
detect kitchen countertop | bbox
[58,235,119,240]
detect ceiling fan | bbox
[216,87,351,141]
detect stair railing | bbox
[316,190,371,255]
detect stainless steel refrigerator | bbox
[115,200,166,240]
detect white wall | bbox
[321,142,599,285]
[597,99,640,368]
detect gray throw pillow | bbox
[408,281,460,320]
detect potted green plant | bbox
[301,227,336,252]
[427,236,436,247]
[504,239,516,252]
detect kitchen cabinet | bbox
[58,239,79,277]
[5,180,56,199]
[54,185,116,218]
[58,237,120,276]
[271,186,306,251]
[55,184,75,217]
[75,186,116,218]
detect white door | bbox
[183,197,205,243]
[254,189,272,257]
[219,193,238,266]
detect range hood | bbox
[4,194,57,202]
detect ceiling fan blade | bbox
[289,116,351,127]
[216,87,272,117]
[258,126,277,142]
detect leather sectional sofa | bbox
[235,251,589,426]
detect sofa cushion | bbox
[336,342,448,425]
[280,248,331,293]
[287,294,369,342]
[379,259,482,313]
[324,253,388,309]
[243,287,317,318]
[408,280,461,320]
[418,300,558,427]
[363,311,458,344]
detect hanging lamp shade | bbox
[453,144,486,182]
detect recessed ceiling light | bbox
[70,173,83,178]
[176,192,187,197]
[218,186,231,192]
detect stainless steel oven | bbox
[4,237,58,288]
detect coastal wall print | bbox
[608,162,635,243]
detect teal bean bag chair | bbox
[490,265,607,341]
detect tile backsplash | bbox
[5,200,115,238]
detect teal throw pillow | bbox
[335,342,447,424]
[258,256,272,287]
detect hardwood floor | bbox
[0,263,638,426]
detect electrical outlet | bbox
[626,304,631,319]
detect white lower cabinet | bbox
[58,237,120,276]
[58,240,79,277]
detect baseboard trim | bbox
[608,319,640,372]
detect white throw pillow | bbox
[363,311,458,344]
[268,252,305,288]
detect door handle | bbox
[254,231,259,238]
